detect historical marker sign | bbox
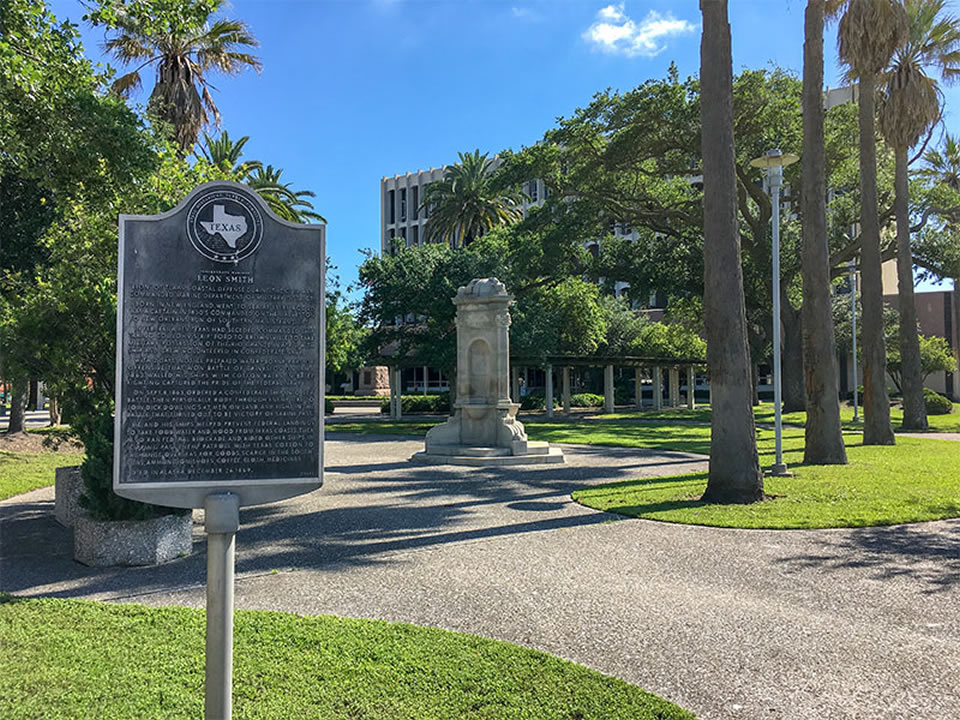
[114,181,324,509]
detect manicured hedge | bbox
[924,388,953,415]
[380,392,451,414]
[570,393,605,408]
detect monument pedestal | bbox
[413,279,563,466]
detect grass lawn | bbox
[573,432,960,529]
[0,451,81,501]
[604,401,960,432]
[0,597,693,720]
[753,401,960,433]
[327,421,436,437]
[330,418,960,529]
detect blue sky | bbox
[49,0,958,296]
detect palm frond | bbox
[110,70,143,97]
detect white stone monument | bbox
[412,278,563,465]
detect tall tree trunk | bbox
[781,299,806,413]
[28,378,39,411]
[699,0,764,504]
[857,73,896,445]
[5,377,28,434]
[801,0,847,463]
[894,145,927,430]
[48,394,61,426]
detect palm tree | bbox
[196,132,325,223]
[801,0,848,464]
[93,0,261,153]
[421,150,525,248]
[247,165,326,224]
[197,129,262,177]
[698,0,764,503]
[878,0,960,430]
[836,0,908,445]
[919,132,960,190]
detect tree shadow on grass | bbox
[774,520,960,593]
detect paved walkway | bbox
[900,432,960,441]
[2,434,959,719]
[0,409,51,432]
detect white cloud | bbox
[511,6,542,22]
[583,4,694,58]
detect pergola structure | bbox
[510,355,707,418]
[380,353,707,421]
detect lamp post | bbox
[750,148,798,476]
[849,253,859,422]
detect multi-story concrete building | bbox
[379,165,549,253]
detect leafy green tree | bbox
[359,240,500,390]
[421,150,525,247]
[878,0,960,429]
[87,0,261,153]
[511,278,608,365]
[325,268,366,385]
[1,0,155,432]
[888,334,958,390]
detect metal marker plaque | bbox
[114,181,324,509]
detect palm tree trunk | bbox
[858,73,896,445]
[894,144,928,429]
[5,377,28,434]
[801,0,847,464]
[781,299,806,413]
[699,0,764,503]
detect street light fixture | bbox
[750,148,799,476]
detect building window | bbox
[412,186,419,220]
[400,227,407,243]
[388,189,395,224]
[400,188,407,222]
[413,225,419,246]
[528,180,538,203]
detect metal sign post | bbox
[204,493,239,720]
[114,181,325,719]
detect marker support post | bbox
[205,493,240,720]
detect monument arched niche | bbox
[466,338,495,403]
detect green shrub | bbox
[380,392,451,414]
[520,392,545,410]
[570,393,604,408]
[325,398,334,415]
[70,393,185,522]
[924,388,954,415]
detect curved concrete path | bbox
[2,434,959,719]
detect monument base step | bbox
[426,445,511,457]
[411,446,565,466]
